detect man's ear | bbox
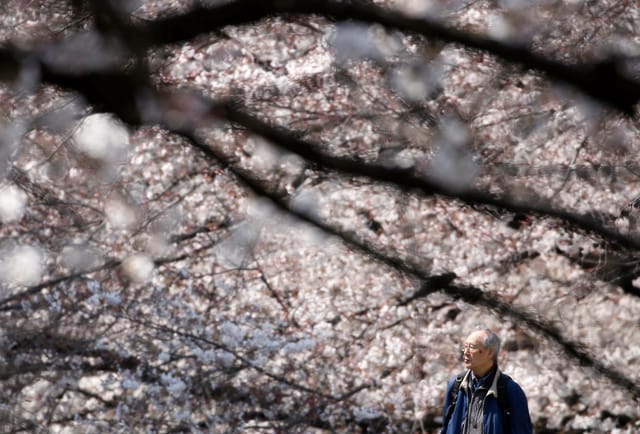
[486,347,495,361]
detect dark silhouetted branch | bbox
[139,0,640,114]
[218,103,640,253]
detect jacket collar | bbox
[487,367,501,398]
[461,367,501,397]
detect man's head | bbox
[461,329,500,377]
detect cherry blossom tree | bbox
[0,0,639,432]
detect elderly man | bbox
[440,329,532,434]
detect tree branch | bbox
[218,102,640,252]
[139,0,640,114]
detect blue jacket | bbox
[440,369,532,434]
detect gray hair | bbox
[481,329,501,363]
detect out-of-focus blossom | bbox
[204,42,243,70]
[0,184,27,223]
[425,119,479,193]
[40,31,126,73]
[14,57,40,93]
[217,220,261,266]
[0,122,25,178]
[329,22,383,65]
[105,193,138,229]
[35,99,84,134]
[390,61,443,102]
[0,245,44,286]
[59,243,99,272]
[290,189,321,219]
[72,113,130,163]
[121,253,154,283]
[247,197,277,222]
[248,137,281,171]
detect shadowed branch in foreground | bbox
[2,0,639,113]
[138,0,640,115]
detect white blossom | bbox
[104,194,138,229]
[0,245,44,286]
[121,254,154,283]
[72,113,130,163]
[0,184,27,223]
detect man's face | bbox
[461,331,495,374]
